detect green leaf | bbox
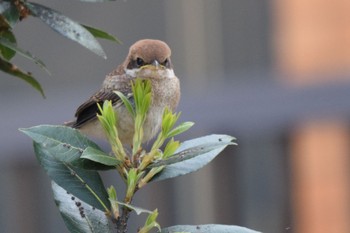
[0,1,19,28]
[138,209,161,233]
[81,147,121,166]
[34,142,110,212]
[161,108,181,136]
[149,141,235,169]
[144,209,159,226]
[97,101,127,160]
[116,202,153,215]
[167,121,194,138]
[114,91,135,117]
[126,168,144,201]
[107,185,119,218]
[0,37,50,74]
[0,58,45,97]
[132,79,152,116]
[163,138,180,158]
[97,101,117,136]
[131,79,152,155]
[150,135,236,182]
[52,182,112,233]
[138,167,164,188]
[82,24,121,44]
[0,30,16,60]
[26,2,107,58]
[107,186,117,201]
[160,224,261,233]
[97,101,117,140]
[142,92,152,114]
[19,125,114,170]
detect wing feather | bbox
[73,87,129,128]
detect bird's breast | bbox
[115,76,180,145]
[115,104,163,145]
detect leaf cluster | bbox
[0,0,120,97]
[18,78,260,233]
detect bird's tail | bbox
[63,120,76,128]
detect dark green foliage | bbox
[0,0,120,96]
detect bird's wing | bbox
[73,87,130,128]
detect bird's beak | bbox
[151,60,160,68]
[139,60,164,72]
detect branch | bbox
[116,205,131,233]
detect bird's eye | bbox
[136,57,144,67]
[162,58,170,67]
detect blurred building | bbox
[1,1,350,233]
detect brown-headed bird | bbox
[67,39,180,145]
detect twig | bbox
[116,206,132,233]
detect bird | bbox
[67,39,180,145]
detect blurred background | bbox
[1,0,350,232]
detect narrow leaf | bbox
[167,121,194,138]
[97,101,127,160]
[82,24,122,44]
[0,30,16,60]
[162,138,180,158]
[160,224,261,233]
[149,140,235,168]
[116,202,153,215]
[145,209,159,225]
[0,37,50,74]
[34,142,110,212]
[108,185,119,219]
[138,209,160,233]
[26,2,107,58]
[0,58,45,97]
[81,147,121,166]
[115,91,135,117]
[52,182,112,233]
[150,135,236,182]
[107,186,117,200]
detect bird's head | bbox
[124,39,175,79]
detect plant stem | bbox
[116,205,132,233]
[116,171,139,232]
